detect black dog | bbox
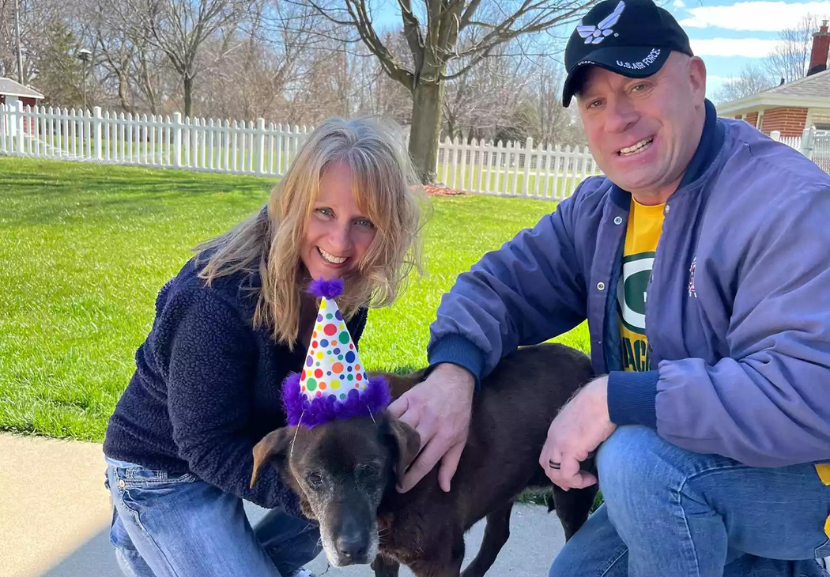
[251,343,598,576]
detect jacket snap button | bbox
[614,216,622,225]
[118,480,126,489]
[664,205,671,214]
[597,282,606,291]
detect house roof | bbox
[0,77,44,99]
[716,68,830,116]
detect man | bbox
[387,0,830,575]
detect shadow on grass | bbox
[1,161,274,226]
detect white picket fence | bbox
[437,136,600,199]
[770,128,830,174]
[0,102,601,201]
[0,103,308,176]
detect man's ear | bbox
[382,415,421,482]
[689,55,707,105]
[250,427,293,488]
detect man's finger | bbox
[560,470,598,490]
[558,454,581,479]
[573,471,598,488]
[546,454,581,489]
[397,437,448,493]
[437,441,465,493]
[386,395,409,419]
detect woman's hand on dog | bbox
[540,376,617,491]
[388,363,476,493]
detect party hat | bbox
[280,278,391,428]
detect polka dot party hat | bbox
[280,277,391,429]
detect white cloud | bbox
[680,1,829,31]
[673,0,686,7]
[691,37,780,58]
[707,75,741,85]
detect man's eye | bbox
[306,472,324,489]
[587,99,603,109]
[631,83,647,92]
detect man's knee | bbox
[596,426,677,515]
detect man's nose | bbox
[605,97,638,134]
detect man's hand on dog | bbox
[388,363,475,493]
[540,376,616,491]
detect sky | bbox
[368,0,830,100]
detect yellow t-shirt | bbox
[618,198,665,372]
[819,465,830,536]
[618,196,830,537]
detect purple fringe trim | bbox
[281,372,392,428]
[309,277,344,299]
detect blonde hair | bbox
[195,117,426,348]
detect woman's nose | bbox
[327,223,352,253]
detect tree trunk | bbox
[117,71,131,113]
[183,75,193,117]
[408,80,444,184]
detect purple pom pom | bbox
[280,373,392,429]
[309,278,344,299]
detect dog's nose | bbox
[336,534,368,562]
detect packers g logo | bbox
[618,252,653,371]
[619,253,654,335]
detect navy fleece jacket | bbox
[103,256,368,513]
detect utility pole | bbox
[14,0,24,83]
[77,49,92,110]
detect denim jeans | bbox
[550,426,830,577]
[104,457,321,577]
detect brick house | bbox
[716,21,830,137]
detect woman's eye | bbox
[315,208,333,217]
[355,218,374,229]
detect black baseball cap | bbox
[562,0,694,107]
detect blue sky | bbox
[368,0,830,99]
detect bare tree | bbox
[713,62,776,104]
[441,40,534,142]
[195,0,322,121]
[765,14,829,84]
[110,0,251,116]
[525,55,584,146]
[306,0,598,182]
[0,0,66,85]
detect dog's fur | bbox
[251,343,598,577]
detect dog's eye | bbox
[357,465,380,481]
[306,472,324,489]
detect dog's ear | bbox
[250,427,293,488]
[382,416,421,482]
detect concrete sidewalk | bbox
[1,433,566,577]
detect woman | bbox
[102,116,425,577]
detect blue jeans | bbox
[104,457,320,577]
[550,426,830,577]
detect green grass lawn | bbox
[0,156,590,442]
